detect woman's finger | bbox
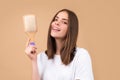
[31,50,36,54]
[31,47,37,53]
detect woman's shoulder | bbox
[76,47,89,55]
[75,47,91,61]
[37,51,48,60]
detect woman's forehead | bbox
[56,11,68,20]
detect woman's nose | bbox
[55,21,60,25]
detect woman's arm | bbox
[25,43,40,80]
[32,60,40,80]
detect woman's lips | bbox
[52,27,61,32]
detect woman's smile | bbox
[51,27,61,32]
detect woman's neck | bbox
[55,39,64,55]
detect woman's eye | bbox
[54,18,58,21]
[62,21,68,24]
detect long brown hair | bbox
[46,9,79,65]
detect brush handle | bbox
[26,31,36,44]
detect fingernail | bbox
[29,42,35,46]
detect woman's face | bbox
[50,11,69,40]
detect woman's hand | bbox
[25,39,37,61]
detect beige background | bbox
[0,0,120,80]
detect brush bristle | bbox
[23,15,37,32]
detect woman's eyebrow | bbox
[62,18,68,21]
[55,16,59,19]
[55,16,68,21]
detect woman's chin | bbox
[51,35,59,38]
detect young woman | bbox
[25,9,94,80]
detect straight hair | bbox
[46,9,79,65]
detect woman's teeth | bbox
[53,28,60,31]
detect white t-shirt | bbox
[37,47,94,80]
